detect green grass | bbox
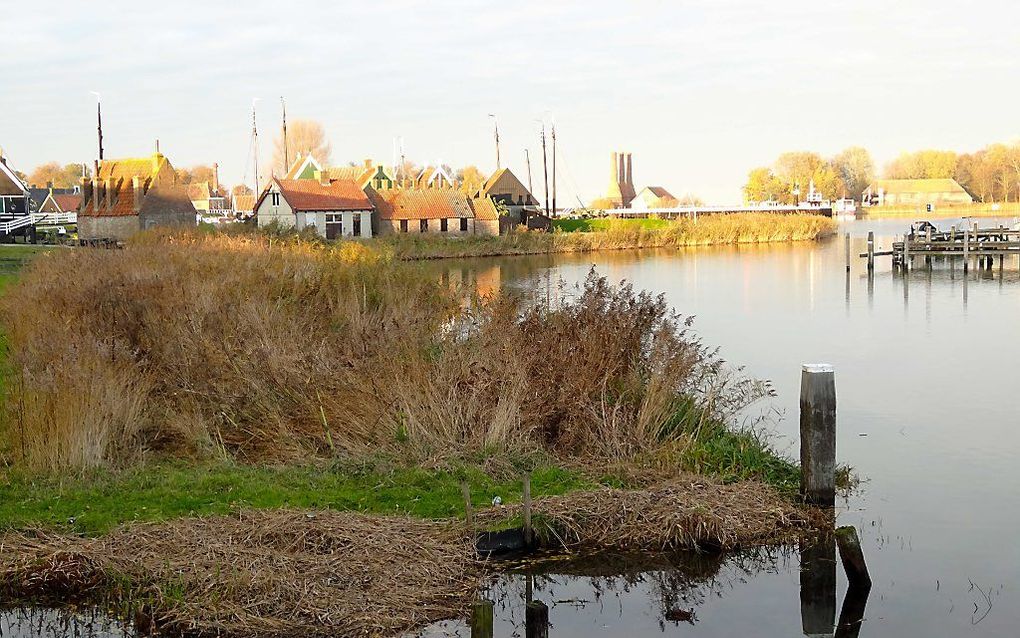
[0,461,597,536]
[684,425,800,496]
[552,218,674,232]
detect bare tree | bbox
[271,119,332,174]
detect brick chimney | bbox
[132,176,143,212]
[152,151,164,176]
[212,163,219,193]
[314,169,330,186]
[105,178,115,212]
[625,153,633,188]
[364,158,373,169]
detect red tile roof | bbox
[368,188,474,221]
[276,179,372,211]
[470,196,500,221]
[53,193,81,212]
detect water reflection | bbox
[0,608,134,638]
[415,544,872,638]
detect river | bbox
[415,216,1019,637]
[4,217,1017,637]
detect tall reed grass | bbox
[383,213,836,260]
[1,232,769,472]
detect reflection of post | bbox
[800,537,837,636]
[471,599,494,638]
[844,270,850,311]
[844,233,850,272]
[834,583,870,638]
[525,600,549,638]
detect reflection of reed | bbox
[481,547,793,632]
[1,607,132,638]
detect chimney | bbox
[364,158,373,169]
[610,152,619,183]
[625,153,633,188]
[105,178,115,212]
[152,151,164,176]
[132,176,142,212]
[314,169,330,186]
[81,176,92,208]
[212,163,219,193]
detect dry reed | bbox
[1,232,759,472]
[0,510,481,637]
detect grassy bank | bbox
[0,232,808,636]
[381,213,836,260]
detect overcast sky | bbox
[3,0,1019,203]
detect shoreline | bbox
[381,213,837,261]
[0,476,819,637]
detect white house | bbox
[629,186,677,211]
[255,174,374,239]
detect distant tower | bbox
[620,152,636,207]
[605,151,624,207]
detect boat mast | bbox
[540,124,550,217]
[281,97,289,173]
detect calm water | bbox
[417,216,1020,637]
[7,218,1019,637]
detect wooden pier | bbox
[860,221,1020,271]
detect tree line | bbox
[745,140,1020,204]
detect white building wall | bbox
[256,187,295,230]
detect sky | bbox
[3,0,1020,204]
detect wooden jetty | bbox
[860,221,1020,271]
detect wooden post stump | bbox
[835,526,872,590]
[800,364,836,506]
[525,600,549,638]
[470,599,494,638]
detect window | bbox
[400,219,408,233]
[352,214,362,237]
[420,219,428,232]
[460,217,468,232]
[440,218,448,232]
[325,213,343,240]
[271,192,280,206]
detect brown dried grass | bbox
[0,477,818,637]
[1,232,757,472]
[1,510,481,637]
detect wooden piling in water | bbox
[525,601,550,638]
[835,526,872,591]
[844,233,851,272]
[470,599,494,638]
[866,232,874,271]
[963,228,970,272]
[902,233,909,270]
[523,473,533,548]
[800,364,836,506]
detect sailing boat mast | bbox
[281,97,289,173]
[540,124,550,216]
[551,124,556,218]
[251,98,261,196]
[525,149,533,196]
[488,114,500,170]
[90,91,104,160]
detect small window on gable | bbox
[271,192,280,206]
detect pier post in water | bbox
[470,599,494,638]
[835,526,872,590]
[845,233,851,272]
[866,232,874,271]
[902,233,910,270]
[525,600,550,638]
[800,364,836,506]
[963,228,970,272]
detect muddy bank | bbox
[0,479,817,637]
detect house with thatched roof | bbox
[865,178,973,207]
[78,152,197,241]
[255,173,374,239]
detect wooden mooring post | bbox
[844,233,851,272]
[470,599,494,638]
[963,228,970,272]
[800,364,836,506]
[901,232,909,270]
[866,232,874,271]
[835,526,872,590]
[525,600,550,638]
